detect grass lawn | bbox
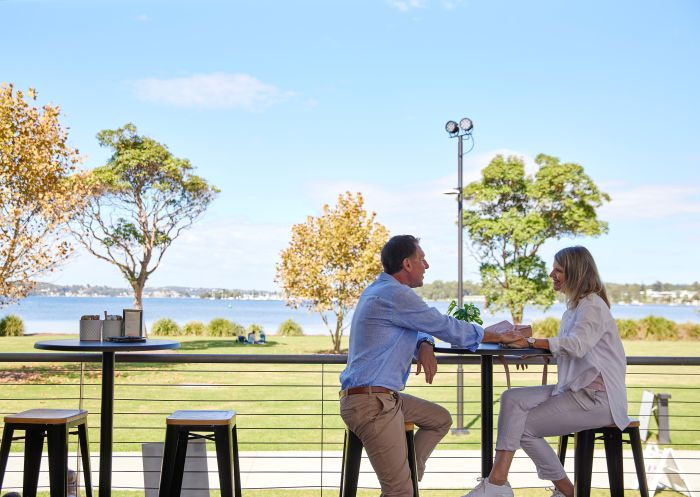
[1,334,698,452]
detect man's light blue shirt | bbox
[340,272,484,391]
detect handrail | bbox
[3,352,700,366]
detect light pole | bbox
[445,118,474,434]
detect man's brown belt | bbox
[339,386,394,398]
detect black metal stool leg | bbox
[341,430,362,497]
[603,429,624,497]
[628,427,649,497]
[338,430,347,497]
[405,428,419,497]
[231,425,242,497]
[23,428,45,497]
[574,429,595,497]
[158,425,179,497]
[557,434,570,465]
[170,429,189,497]
[0,424,15,492]
[214,426,235,497]
[47,424,69,497]
[77,422,93,497]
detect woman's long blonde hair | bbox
[554,246,610,309]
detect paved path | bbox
[2,449,698,495]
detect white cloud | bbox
[600,183,700,220]
[131,73,295,110]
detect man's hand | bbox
[416,342,437,384]
[482,322,533,344]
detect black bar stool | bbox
[557,420,648,497]
[158,410,241,497]
[0,409,92,497]
[339,421,419,497]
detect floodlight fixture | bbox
[445,120,459,134]
[459,117,473,132]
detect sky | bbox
[2,0,699,291]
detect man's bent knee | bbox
[380,475,415,497]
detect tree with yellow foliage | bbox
[0,83,87,306]
[276,192,389,353]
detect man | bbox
[339,235,522,496]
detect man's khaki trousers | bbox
[340,391,452,497]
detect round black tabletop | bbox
[34,338,180,352]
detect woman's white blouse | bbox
[548,293,631,429]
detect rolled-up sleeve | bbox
[549,300,606,358]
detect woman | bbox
[463,246,630,497]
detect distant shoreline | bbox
[25,294,700,308]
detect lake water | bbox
[1,296,698,335]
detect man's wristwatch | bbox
[417,338,434,349]
[526,337,536,348]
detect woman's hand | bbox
[494,331,528,348]
[503,337,529,349]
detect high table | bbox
[34,339,180,497]
[434,343,550,477]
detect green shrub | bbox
[531,317,560,338]
[183,321,206,336]
[0,315,24,337]
[151,318,181,336]
[207,318,245,337]
[277,319,303,336]
[677,322,700,339]
[616,319,639,339]
[639,316,677,340]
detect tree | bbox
[463,153,609,323]
[276,192,389,353]
[0,83,88,305]
[71,123,219,309]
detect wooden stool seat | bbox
[158,410,241,497]
[4,409,87,425]
[0,409,92,497]
[167,410,235,425]
[558,419,648,497]
[339,421,419,497]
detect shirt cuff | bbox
[414,333,435,358]
[548,337,560,356]
[451,324,483,352]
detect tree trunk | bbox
[332,312,344,354]
[510,305,523,325]
[132,283,144,310]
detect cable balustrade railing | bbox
[0,352,698,497]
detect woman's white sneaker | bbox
[460,477,514,497]
[548,487,567,497]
